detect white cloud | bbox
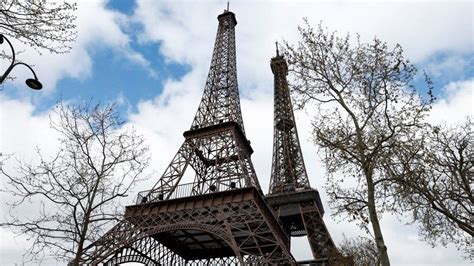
[429,79,473,124]
[0,96,57,159]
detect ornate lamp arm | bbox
[0,34,43,90]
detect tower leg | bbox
[300,201,338,260]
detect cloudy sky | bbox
[0,0,472,265]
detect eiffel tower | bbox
[80,9,295,265]
[265,45,341,264]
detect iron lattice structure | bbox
[266,48,340,262]
[80,10,295,265]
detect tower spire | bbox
[275,41,280,57]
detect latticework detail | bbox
[82,188,294,265]
[191,12,244,132]
[269,53,310,195]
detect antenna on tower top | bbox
[275,41,280,57]
[226,0,230,11]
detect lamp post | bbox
[0,34,43,90]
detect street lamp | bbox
[0,34,43,90]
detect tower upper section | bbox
[190,11,245,134]
[269,47,311,195]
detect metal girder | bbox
[300,200,338,259]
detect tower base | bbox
[83,187,295,265]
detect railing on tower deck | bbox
[136,180,245,204]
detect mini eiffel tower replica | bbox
[265,44,340,263]
[80,9,295,265]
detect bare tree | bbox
[284,21,434,265]
[0,0,77,55]
[339,235,380,265]
[395,118,473,257]
[0,102,149,265]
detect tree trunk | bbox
[366,170,390,266]
[73,196,95,265]
[73,228,87,266]
[73,246,82,266]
